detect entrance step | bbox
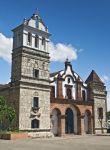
[62,134,76,138]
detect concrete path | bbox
[0,135,110,150]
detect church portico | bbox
[50,102,93,136]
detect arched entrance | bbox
[51,108,61,136]
[84,110,92,134]
[65,108,74,133]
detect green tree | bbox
[0,96,16,131]
[0,96,6,130]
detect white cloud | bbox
[49,42,78,62]
[103,75,109,81]
[101,75,109,82]
[0,33,79,63]
[0,33,12,63]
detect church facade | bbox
[0,13,107,137]
[50,60,107,136]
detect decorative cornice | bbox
[50,98,93,106]
[21,75,49,82]
[12,46,50,60]
[19,81,50,89]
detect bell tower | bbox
[11,12,50,82]
[11,12,52,137]
[86,70,107,134]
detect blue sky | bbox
[0,0,110,109]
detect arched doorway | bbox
[51,108,61,136]
[65,108,74,134]
[84,110,92,134]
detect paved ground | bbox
[0,135,110,150]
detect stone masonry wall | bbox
[94,95,107,134]
[19,85,50,130]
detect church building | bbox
[50,60,107,136]
[0,12,107,137]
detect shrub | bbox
[0,96,16,131]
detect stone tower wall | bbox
[9,13,52,137]
[93,90,107,134]
[19,86,50,130]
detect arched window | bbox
[35,35,39,48]
[68,78,70,84]
[51,86,55,98]
[42,37,46,50]
[33,97,39,108]
[67,88,72,99]
[42,37,45,45]
[33,69,39,78]
[82,90,86,101]
[27,32,32,45]
[98,107,103,119]
[31,119,39,128]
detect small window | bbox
[98,107,103,119]
[51,86,55,98]
[31,119,39,128]
[68,78,70,83]
[82,90,86,101]
[42,37,45,45]
[33,69,39,78]
[33,97,39,108]
[35,35,39,48]
[27,32,32,45]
